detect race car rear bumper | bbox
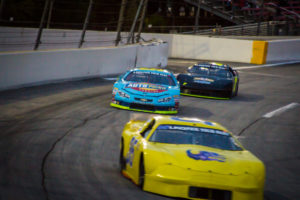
[143,165,264,200]
[110,101,178,114]
[180,87,232,99]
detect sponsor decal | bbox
[125,83,167,93]
[112,87,118,95]
[171,117,203,123]
[126,137,138,167]
[186,150,226,162]
[204,121,214,126]
[194,77,214,84]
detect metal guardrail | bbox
[184,0,245,24]
[182,21,297,36]
[144,25,217,33]
[265,2,300,20]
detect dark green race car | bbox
[177,62,239,99]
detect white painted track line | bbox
[234,61,300,70]
[104,77,117,81]
[263,103,299,118]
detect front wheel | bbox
[119,139,126,172]
[138,154,145,189]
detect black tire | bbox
[138,154,145,189]
[119,139,126,172]
[234,84,239,97]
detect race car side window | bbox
[140,119,155,138]
[228,67,236,76]
[117,73,126,81]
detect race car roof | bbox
[153,116,228,132]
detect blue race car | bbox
[177,62,239,99]
[110,68,180,114]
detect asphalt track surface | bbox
[0,59,299,200]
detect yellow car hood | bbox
[145,142,263,176]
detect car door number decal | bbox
[126,137,138,167]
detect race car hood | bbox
[145,143,264,177]
[122,82,170,96]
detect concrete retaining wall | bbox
[171,35,253,63]
[136,42,168,67]
[1,27,299,91]
[266,39,300,63]
[0,42,168,91]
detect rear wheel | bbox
[138,154,145,189]
[234,84,239,97]
[119,139,126,172]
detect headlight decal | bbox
[158,96,172,103]
[118,91,130,98]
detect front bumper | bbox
[143,165,264,200]
[110,101,178,114]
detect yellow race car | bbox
[119,116,265,200]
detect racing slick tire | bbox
[138,154,145,189]
[119,139,126,172]
[234,84,239,97]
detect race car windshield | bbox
[124,71,176,86]
[149,125,242,151]
[190,65,231,78]
[209,68,232,78]
[189,66,209,75]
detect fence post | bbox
[34,0,50,50]
[79,0,93,48]
[136,0,148,43]
[115,0,127,46]
[285,21,289,35]
[0,0,5,20]
[47,0,55,29]
[127,0,144,44]
[194,0,201,34]
[256,0,264,36]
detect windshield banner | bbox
[157,125,229,136]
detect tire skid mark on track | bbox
[4,89,111,120]
[0,91,112,139]
[238,118,264,136]
[238,102,299,136]
[41,110,115,200]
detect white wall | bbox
[266,39,300,63]
[140,33,173,57]
[170,35,253,63]
[0,42,168,91]
[136,42,169,67]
